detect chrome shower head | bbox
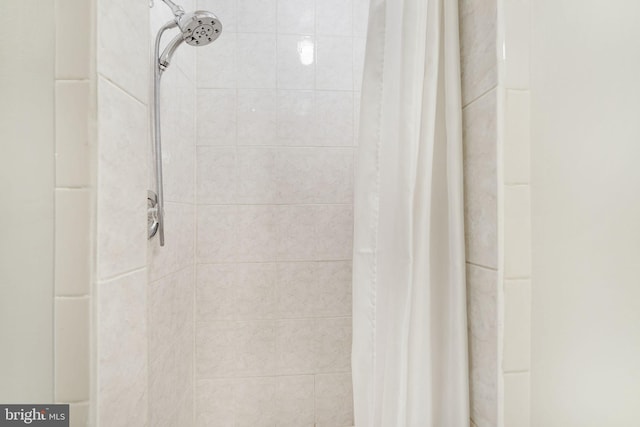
[158,10,222,70]
[178,11,222,46]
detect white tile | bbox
[235,263,278,319]
[98,270,147,427]
[354,91,361,145]
[56,0,90,79]
[504,185,532,278]
[315,373,354,427]
[276,148,320,202]
[462,90,497,269]
[149,352,181,427]
[148,203,195,281]
[198,0,237,32]
[275,376,315,427]
[197,31,237,89]
[148,268,194,427]
[197,205,238,263]
[237,205,279,262]
[353,0,370,37]
[503,279,531,372]
[276,148,353,203]
[237,147,278,203]
[317,0,353,36]
[55,189,90,296]
[196,320,276,378]
[317,317,352,373]
[197,146,238,204]
[504,373,531,427]
[275,205,318,261]
[97,0,149,102]
[353,37,367,92]
[466,264,498,427]
[316,149,354,202]
[234,377,277,427]
[159,67,196,203]
[162,138,196,204]
[96,78,147,280]
[505,90,531,185]
[55,297,90,402]
[237,33,277,88]
[277,35,316,90]
[277,0,315,34]
[276,262,318,318]
[69,403,89,427]
[235,320,277,376]
[197,263,238,321]
[277,90,315,144]
[237,0,277,33]
[504,0,531,89]
[315,91,354,146]
[315,204,353,260]
[276,318,317,374]
[55,81,89,187]
[197,88,237,146]
[196,320,240,377]
[459,0,497,106]
[196,379,236,426]
[316,261,352,317]
[317,36,353,91]
[148,267,195,359]
[237,89,277,145]
[177,386,195,427]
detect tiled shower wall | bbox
[459,0,499,426]
[96,0,198,425]
[95,0,150,424]
[147,1,198,426]
[193,0,368,425]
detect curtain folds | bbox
[351,0,469,425]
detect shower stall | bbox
[0,0,491,425]
[2,0,480,425]
[7,0,640,426]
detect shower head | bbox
[178,11,222,46]
[158,10,222,70]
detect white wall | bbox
[147,2,198,426]
[95,0,150,425]
[458,0,499,425]
[0,4,92,424]
[192,0,367,424]
[0,0,55,403]
[530,1,640,425]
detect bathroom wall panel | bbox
[0,0,55,404]
[194,0,359,422]
[97,270,148,427]
[462,89,498,270]
[530,0,640,424]
[97,0,149,103]
[459,0,498,107]
[96,77,148,280]
[146,3,199,426]
[459,0,499,425]
[466,264,498,427]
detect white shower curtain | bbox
[352,0,469,425]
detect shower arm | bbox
[150,20,178,247]
[160,0,185,20]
